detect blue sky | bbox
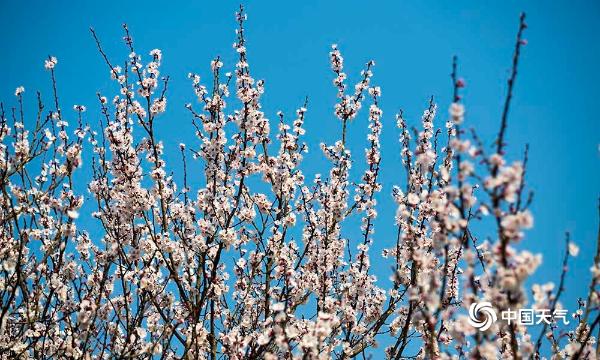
[1,0,599,354]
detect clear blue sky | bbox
[1,0,599,354]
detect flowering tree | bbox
[1,6,599,360]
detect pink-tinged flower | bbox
[44,56,58,70]
[14,86,25,96]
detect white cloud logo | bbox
[468,302,497,331]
